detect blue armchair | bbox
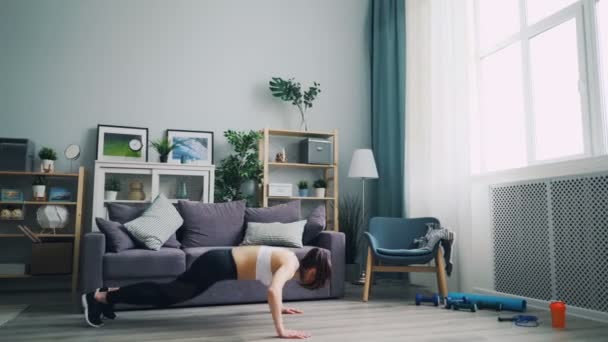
[362,217,448,301]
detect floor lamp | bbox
[348,149,378,285]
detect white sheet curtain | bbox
[405,0,476,291]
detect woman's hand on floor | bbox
[278,329,311,339]
[282,307,304,315]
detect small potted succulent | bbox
[32,176,48,201]
[105,178,121,201]
[38,147,57,173]
[297,181,309,197]
[313,179,327,198]
[150,138,178,163]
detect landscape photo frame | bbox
[96,124,148,162]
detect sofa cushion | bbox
[178,200,246,247]
[95,218,136,253]
[103,248,186,279]
[245,200,301,224]
[241,220,307,248]
[303,205,326,244]
[106,202,181,249]
[124,195,184,250]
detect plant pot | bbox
[298,189,309,197]
[240,179,256,197]
[32,185,46,201]
[104,191,118,201]
[159,155,168,163]
[313,188,326,198]
[40,159,54,173]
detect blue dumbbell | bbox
[444,296,468,310]
[415,293,440,306]
[452,301,477,312]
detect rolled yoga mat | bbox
[448,292,527,312]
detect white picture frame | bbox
[166,129,214,165]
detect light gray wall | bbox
[0,0,371,227]
[0,0,371,290]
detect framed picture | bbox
[49,187,72,202]
[96,124,148,162]
[167,129,214,165]
[1,189,24,202]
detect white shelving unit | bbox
[92,161,214,229]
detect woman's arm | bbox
[267,257,310,339]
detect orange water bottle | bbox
[550,301,566,329]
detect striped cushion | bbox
[241,220,306,248]
[124,195,184,251]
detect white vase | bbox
[104,191,118,201]
[314,188,326,198]
[40,159,54,173]
[32,185,46,200]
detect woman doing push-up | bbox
[82,245,331,339]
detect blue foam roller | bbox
[448,292,526,312]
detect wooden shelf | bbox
[0,233,75,238]
[0,201,77,206]
[0,274,32,279]
[268,196,335,200]
[267,129,335,138]
[0,171,79,177]
[268,162,335,169]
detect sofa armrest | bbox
[310,231,345,298]
[81,232,105,293]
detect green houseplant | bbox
[338,194,366,281]
[313,179,327,198]
[269,77,321,131]
[215,130,263,204]
[32,176,48,201]
[104,178,121,201]
[150,138,178,163]
[297,181,309,197]
[38,147,57,173]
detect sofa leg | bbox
[435,248,448,298]
[362,247,373,302]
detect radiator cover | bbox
[491,173,608,313]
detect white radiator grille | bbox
[491,173,608,313]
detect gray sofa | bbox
[81,230,345,308]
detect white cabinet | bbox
[92,161,214,229]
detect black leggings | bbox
[106,249,237,307]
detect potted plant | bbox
[105,178,121,201]
[150,138,177,163]
[32,176,48,201]
[214,130,263,205]
[38,147,57,173]
[297,181,309,197]
[313,179,327,198]
[339,194,366,283]
[269,77,321,131]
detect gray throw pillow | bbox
[95,217,136,253]
[106,202,181,249]
[241,220,307,248]
[245,200,301,223]
[178,200,246,247]
[303,205,326,244]
[124,195,184,251]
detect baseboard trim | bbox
[473,287,608,324]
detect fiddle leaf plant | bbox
[215,130,263,204]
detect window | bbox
[474,0,606,173]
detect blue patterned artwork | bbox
[167,130,214,165]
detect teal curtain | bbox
[371,0,405,217]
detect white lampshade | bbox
[348,149,379,179]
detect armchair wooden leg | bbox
[435,248,448,298]
[362,247,373,302]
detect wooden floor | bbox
[1,281,607,341]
